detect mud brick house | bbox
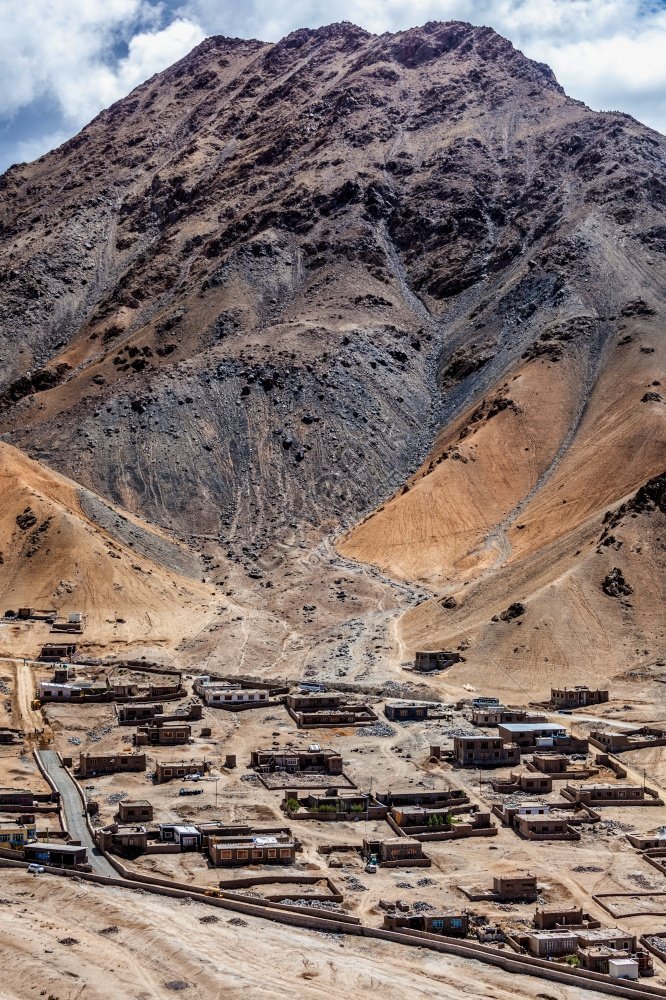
[551,686,609,708]
[579,949,642,978]
[118,800,153,822]
[0,789,35,808]
[117,703,164,724]
[590,726,666,753]
[471,696,501,709]
[78,752,146,777]
[98,824,148,857]
[133,723,191,747]
[389,805,495,840]
[209,832,297,866]
[384,912,469,936]
[283,790,388,820]
[197,823,292,848]
[286,694,377,728]
[493,803,580,840]
[38,643,76,662]
[562,783,661,806]
[491,772,553,794]
[413,650,461,672]
[250,746,343,775]
[53,665,76,683]
[154,760,208,783]
[534,907,599,930]
[526,929,580,957]
[515,812,580,841]
[576,928,637,952]
[24,842,87,867]
[493,873,538,901]
[363,837,431,867]
[384,702,429,722]
[376,789,470,809]
[147,680,183,699]
[453,735,520,768]
[471,706,547,726]
[498,722,588,753]
[109,680,140,698]
[531,752,572,773]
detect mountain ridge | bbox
[0,20,663,687]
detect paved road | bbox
[36,750,117,877]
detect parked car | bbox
[183,773,201,781]
[365,862,377,874]
[179,787,203,796]
[27,864,45,875]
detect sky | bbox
[0,0,664,172]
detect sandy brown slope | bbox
[0,440,215,653]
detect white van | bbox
[27,864,45,874]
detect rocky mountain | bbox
[0,21,663,689]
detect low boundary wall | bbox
[1,855,664,999]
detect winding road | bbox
[35,749,117,877]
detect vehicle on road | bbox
[27,864,45,874]
[179,787,204,796]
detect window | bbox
[219,850,232,859]
[280,849,291,858]
[267,849,276,858]
[252,850,262,859]
[237,850,248,859]
[432,919,443,929]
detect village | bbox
[0,609,665,999]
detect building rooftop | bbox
[500,723,567,733]
[528,930,578,940]
[578,928,632,941]
[122,799,151,807]
[28,841,85,853]
[571,783,639,791]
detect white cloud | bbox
[0,0,204,124]
[0,0,663,171]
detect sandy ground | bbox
[0,868,618,1000]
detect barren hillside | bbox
[0,20,663,688]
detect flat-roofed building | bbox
[24,842,87,867]
[154,760,208,783]
[133,723,191,747]
[78,752,146,777]
[384,911,468,936]
[551,686,609,708]
[526,930,579,957]
[563,783,658,806]
[493,873,538,901]
[385,702,430,722]
[0,817,37,849]
[250,747,343,775]
[453,735,520,768]
[209,832,296,866]
[363,837,430,866]
[117,703,164,724]
[204,688,271,708]
[413,650,461,672]
[118,800,153,823]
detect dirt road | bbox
[11,657,43,734]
